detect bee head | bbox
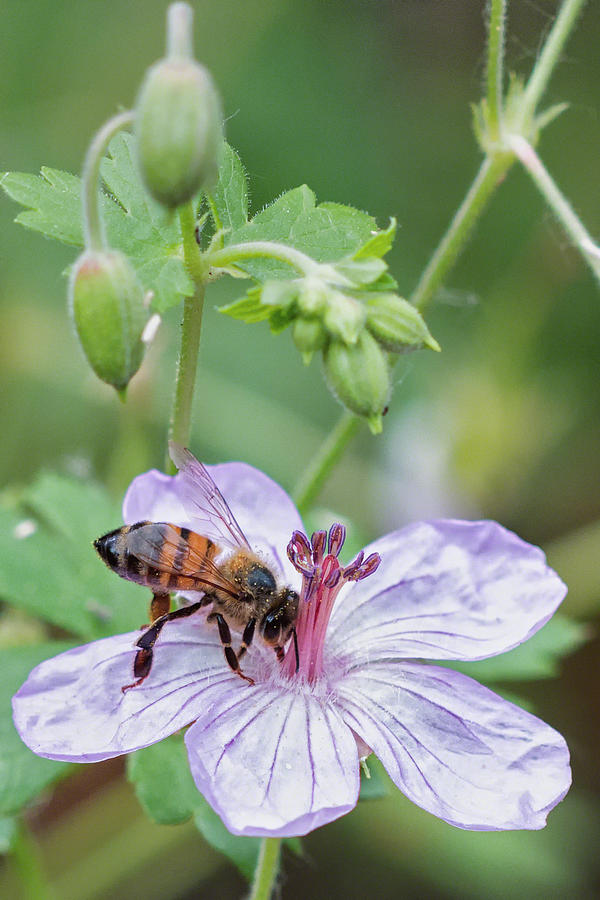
[260,589,300,646]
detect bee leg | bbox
[292,627,299,673]
[213,613,255,686]
[236,617,256,663]
[122,600,203,692]
[150,591,171,623]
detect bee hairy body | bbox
[95,521,218,594]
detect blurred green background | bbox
[1,0,600,897]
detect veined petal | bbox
[328,520,566,665]
[336,660,571,830]
[185,683,360,837]
[12,619,249,762]
[123,463,302,584]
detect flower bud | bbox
[69,250,147,393]
[135,57,223,207]
[324,330,390,434]
[323,290,366,345]
[366,294,440,353]
[292,316,327,365]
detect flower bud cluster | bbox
[261,256,439,434]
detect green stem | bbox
[249,838,282,900]
[82,110,134,251]
[208,241,321,277]
[518,0,588,130]
[167,202,207,470]
[410,153,512,312]
[486,0,506,136]
[10,822,54,900]
[508,134,600,287]
[292,411,361,515]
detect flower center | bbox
[282,523,380,682]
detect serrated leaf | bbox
[1,168,84,245]
[209,143,248,236]
[227,186,378,281]
[2,134,194,313]
[127,734,199,825]
[0,473,147,640]
[0,643,75,815]
[445,616,588,683]
[354,218,397,259]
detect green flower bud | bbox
[324,330,390,434]
[323,290,366,345]
[292,316,327,365]
[297,277,330,316]
[135,57,223,207]
[69,250,147,393]
[366,294,440,353]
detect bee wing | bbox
[131,523,244,600]
[169,442,251,551]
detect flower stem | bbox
[508,135,600,286]
[409,153,512,312]
[167,201,207,470]
[486,0,506,137]
[292,410,361,515]
[208,241,320,277]
[82,110,134,252]
[517,0,588,131]
[10,822,54,900]
[249,837,282,900]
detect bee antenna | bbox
[292,627,299,673]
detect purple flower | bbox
[12,453,570,837]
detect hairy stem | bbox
[167,202,207,470]
[292,411,361,515]
[518,0,588,130]
[486,0,507,136]
[410,154,512,312]
[249,838,282,900]
[82,110,134,252]
[508,135,600,286]
[208,241,322,277]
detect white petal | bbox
[336,660,571,830]
[12,617,250,762]
[185,682,360,836]
[329,520,566,664]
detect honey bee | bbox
[94,444,299,691]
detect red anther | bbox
[354,552,381,580]
[322,554,341,588]
[343,550,364,579]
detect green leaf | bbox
[219,290,276,324]
[0,643,75,815]
[194,801,262,881]
[227,186,378,281]
[0,473,147,640]
[127,734,200,825]
[354,217,397,259]
[445,616,588,683]
[209,143,248,235]
[1,134,194,313]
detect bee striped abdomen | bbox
[94,522,217,592]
